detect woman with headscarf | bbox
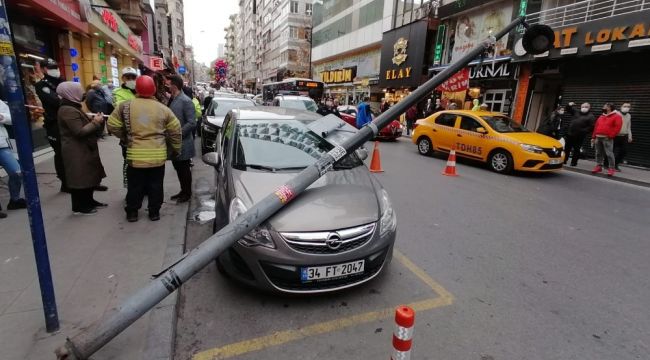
[56,81,107,215]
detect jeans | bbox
[0,147,22,200]
[563,134,585,166]
[595,137,615,169]
[172,160,192,196]
[70,188,95,212]
[126,165,165,213]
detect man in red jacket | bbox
[591,103,623,176]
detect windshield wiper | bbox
[243,164,307,172]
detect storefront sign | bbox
[451,2,513,62]
[48,0,82,21]
[437,68,470,92]
[517,9,650,60]
[433,25,446,66]
[470,61,514,79]
[321,66,357,84]
[92,2,143,54]
[379,20,428,88]
[150,56,164,71]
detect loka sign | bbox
[469,61,514,80]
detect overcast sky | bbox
[183,0,239,65]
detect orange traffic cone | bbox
[442,148,458,176]
[369,141,384,173]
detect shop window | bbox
[435,113,457,127]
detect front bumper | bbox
[218,224,396,294]
[376,128,402,140]
[515,150,565,172]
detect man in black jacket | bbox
[564,102,595,166]
[35,59,67,191]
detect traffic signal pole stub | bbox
[391,305,415,360]
[56,16,547,360]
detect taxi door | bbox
[455,115,489,161]
[431,113,459,152]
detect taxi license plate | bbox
[301,260,365,282]
[549,158,562,165]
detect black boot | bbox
[126,210,139,222]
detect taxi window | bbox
[435,113,457,127]
[460,116,483,132]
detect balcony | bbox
[527,0,650,28]
[104,0,148,35]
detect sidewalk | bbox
[563,159,650,187]
[0,137,188,360]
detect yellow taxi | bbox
[412,110,564,174]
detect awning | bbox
[7,0,89,34]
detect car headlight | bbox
[520,143,544,154]
[229,198,275,248]
[378,189,397,238]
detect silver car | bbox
[201,97,256,154]
[203,107,397,293]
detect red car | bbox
[339,112,403,141]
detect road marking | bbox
[192,250,453,360]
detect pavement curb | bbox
[142,201,190,360]
[564,166,650,188]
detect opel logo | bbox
[325,233,342,250]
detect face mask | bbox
[602,109,608,114]
[48,69,61,78]
[580,107,589,113]
[558,109,565,115]
[621,106,630,113]
[125,80,136,90]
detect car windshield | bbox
[212,99,254,116]
[481,115,529,133]
[231,119,363,171]
[281,99,318,112]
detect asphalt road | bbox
[175,137,650,360]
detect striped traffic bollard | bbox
[391,305,415,360]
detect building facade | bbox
[311,0,393,106]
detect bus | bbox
[261,78,324,103]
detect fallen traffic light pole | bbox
[55,16,552,359]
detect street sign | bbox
[178,66,187,74]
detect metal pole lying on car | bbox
[56,16,550,359]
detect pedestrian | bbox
[471,99,480,111]
[107,75,182,222]
[0,100,27,216]
[56,82,107,215]
[113,67,138,107]
[537,106,564,139]
[405,104,418,136]
[591,103,623,177]
[166,74,196,203]
[380,98,391,113]
[612,102,633,171]
[434,98,445,112]
[447,102,458,110]
[563,102,595,166]
[86,79,114,115]
[356,96,372,128]
[317,98,340,117]
[202,89,215,117]
[35,58,68,192]
[183,86,202,138]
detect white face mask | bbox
[48,69,61,78]
[558,109,565,115]
[621,106,630,113]
[125,80,136,90]
[580,107,590,113]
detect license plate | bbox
[301,260,365,282]
[549,158,562,165]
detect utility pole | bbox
[0,1,59,332]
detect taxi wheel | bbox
[417,137,434,156]
[489,150,514,174]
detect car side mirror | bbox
[202,152,221,168]
[356,147,368,161]
[477,127,488,134]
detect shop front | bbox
[312,47,381,106]
[84,0,144,87]
[378,20,430,106]
[515,8,650,168]
[6,0,90,151]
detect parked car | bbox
[272,95,318,112]
[337,109,403,141]
[337,105,357,117]
[202,107,397,293]
[412,110,565,174]
[201,97,256,154]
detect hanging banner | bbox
[436,68,470,92]
[451,2,513,62]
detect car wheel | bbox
[489,150,514,174]
[417,137,433,156]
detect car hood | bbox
[501,132,563,148]
[206,115,226,128]
[232,166,380,232]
